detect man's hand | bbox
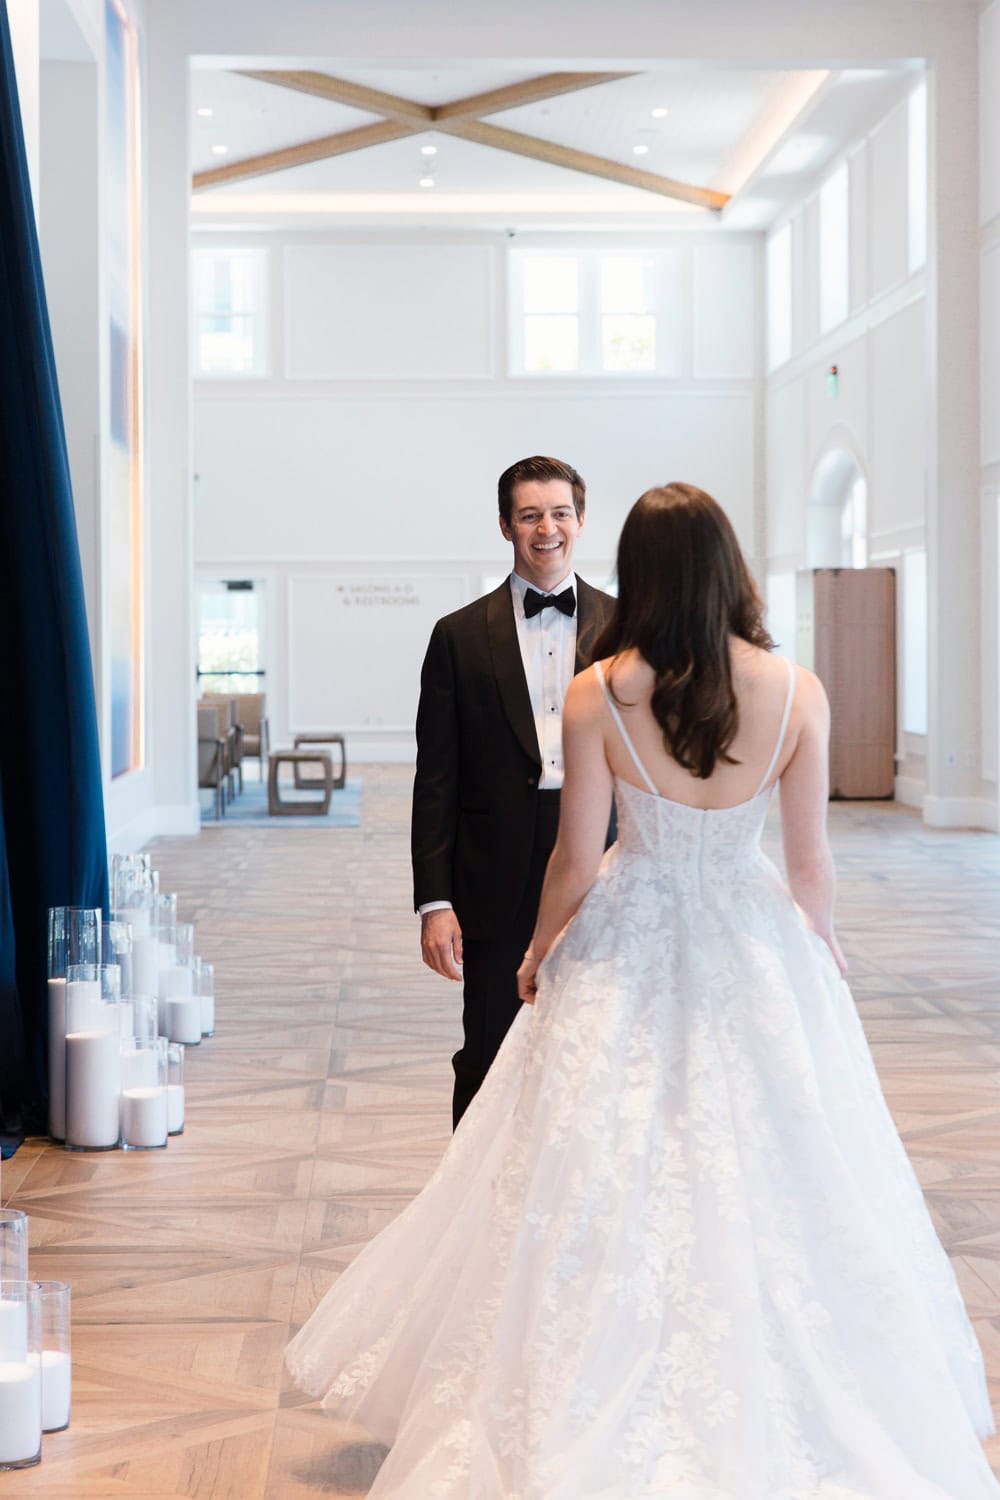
[421,909,464,981]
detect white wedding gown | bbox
[287,663,999,1499]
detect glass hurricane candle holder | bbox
[132,995,158,1044]
[165,924,200,1046]
[35,1283,70,1433]
[0,1213,27,1285]
[197,960,215,1038]
[166,1043,185,1136]
[0,1281,41,1470]
[120,1039,168,1151]
[47,908,100,1142]
[103,920,133,1004]
[64,964,123,1152]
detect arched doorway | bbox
[807,447,868,569]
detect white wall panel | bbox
[982,243,1000,466]
[868,100,910,298]
[868,300,926,537]
[194,388,757,563]
[284,244,495,380]
[981,1,1000,227]
[805,334,868,478]
[765,378,806,559]
[848,144,868,313]
[287,572,467,731]
[692,242,756,379]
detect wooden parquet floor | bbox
[4,767,1000,1495]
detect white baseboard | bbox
[922,795,999,832]
[106,801,200,852]
[347,738,416,764]
[894,776,925,810]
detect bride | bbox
[287,483,999,1498]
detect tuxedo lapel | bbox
[486,580,541,768]
[575,576,612,674]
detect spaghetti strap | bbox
[754,657,796,796]
[594,662,661,798]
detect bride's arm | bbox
[517,670,615,1003]
[779,669,847,975]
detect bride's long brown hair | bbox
[593,483,774,779]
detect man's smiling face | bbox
[499,478,584,591]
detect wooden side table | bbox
[292,733,347,790]
[267,750,333,815]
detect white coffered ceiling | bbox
[189,61,919,230]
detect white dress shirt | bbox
[508,570,578,792]
[419,571,579,916]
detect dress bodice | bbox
[611,776,775,894]
[594,656,793,899]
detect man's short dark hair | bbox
[497,456,586,526]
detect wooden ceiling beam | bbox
[431,71,634,123]
[192,119,417,190]
[235,69,433,126]
[441,120,729,211]
[197,69,728,211]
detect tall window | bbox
[819,163,849,333]
[907,82,928,273]
[522,256,579,373]
[600,258,656,371]
[193,248,268,377]
[510,250,676,376]
[766,224,792,370]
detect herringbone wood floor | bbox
[4,767,1000,1495]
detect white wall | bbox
[765,79,933,807]
[194,229,760,760]
[981,0,1000,806]
[9,0,40,211]
[21,0,986,828]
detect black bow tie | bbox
[523,586,576,620]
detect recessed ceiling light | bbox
[632,144,650,156]
[196,107,214,119]
[650,107,669,119]
[419,176,435,188]
[211,144,229,156]
[420,145,437,157]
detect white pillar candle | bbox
[47,977,67,1139]
[65,977,101,1033]
[166,1084,184,1135]
[156,943,177,997]
[36,1349,71,1432]
[164,965,193,998]
[0,1302,27,1363]
[0,1362,41,1465]
[131,935,158,998]
[166,996,201,1046]
[121,1087,167,1149]
[200,992,215,1036]
[65,1030,121,1149]
[129,905,151,938]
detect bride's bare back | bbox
[596,641,807,810]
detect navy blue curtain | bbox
[0,4,109,1154]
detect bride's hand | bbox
[517,951,541,1005]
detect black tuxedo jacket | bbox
[411,575,616,942]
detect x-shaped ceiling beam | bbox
[192,69,729,212]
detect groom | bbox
[412,455,615,1127]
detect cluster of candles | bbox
[49,854,215,1153]
[0,1210,70,1472]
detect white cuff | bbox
[418,901,454,916]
